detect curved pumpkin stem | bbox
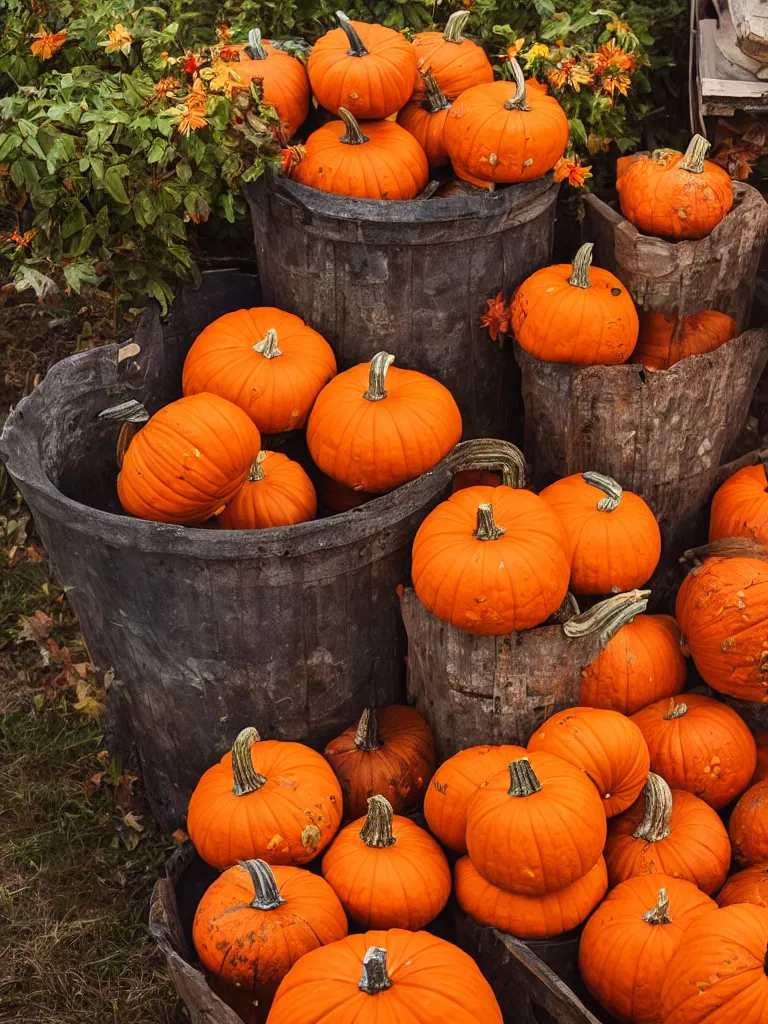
[354,707,380,751]
[474,502,506,541]
[452,438,528,489]
[664,696,688,720]
[359,947,392,994]
[246,451,268,483]
[360,795,397,848]
[567,243,594,289]
[241,859,286,910]
[443,10,470,43]
[642,888,671,925]
[254,328,283,358]
[420,69,451,114]
[583,471,623,511]
[562,589,650,644]
[336,11,368,56]
[231,727,267,796]
[99,399,150,423]
[504,59,530,112]
[338,106,370,145]
[363,351,395,400]
[245,28,268,60]
[633,772,673,843]
[508,758,542,796]
[680,537,768,567]
[678,134,711,174]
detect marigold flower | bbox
[200,61,240,99]
[185,76,208,112]
[480,292,512,342]
[183,52,203,75]
[154,76,180,99]
[525,43,551,63]
[600,71,632,100]
[553,156,593,188]
[547,59,594,92]
[589,39,637,74]
[176,106,208,135]
[30,26,67,59]
[506,38,526,60]
[103,24,132,53]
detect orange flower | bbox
[177,106,208,135]
[185,76,208,112]
[589,39,637,74]
[606,19,633,36]
[554,157,592,188]
[546,59,593,92]
[154,76,180,99]
[183,52,203,75]
[30,26,67,59]
[10,228,38,249]
[480,292,511,342]
[217,23,232,43]
[506,38,526,60]
[103,24,132,53]
[600,71,632,100]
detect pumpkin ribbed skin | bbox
[315,471,375,512]
[466,752,607,895]
[630,693,756,810]
[218,452,317,530]
[580,614,688,716]
[182,307,337,435]
[634,310,738,371]
[266,929,504,1024]
[709,463,768,546]
[397,96,451,167]
[423,744,527,854]
[455,855,608,940]
[117,393,261,525]
[659,905,768,1023]
[412,485,572,635]
[755,728,768,784]
[579,874,716,1024]
[729,781,768,867]
[234,42,310,136]
[717,862,768,907]
[528,707,650,817]
[411,20,493,100]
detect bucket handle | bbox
[446,438,527,489]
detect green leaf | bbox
[10,157,39,188]
[146,138,168,164]
[64,261,101,293]
[103,165,130,204]
[61,204,88,239]
[568,117,589,148]
[220,192,235,223]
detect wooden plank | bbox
[698,18,768,113]
[729,0,768,63]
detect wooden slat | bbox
[729,0,768,63]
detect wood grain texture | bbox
[728,0,768,63]
[245,173,560,443]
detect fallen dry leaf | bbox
[172,829,189,843]
[85,771,105,795]
[122,811,144,833]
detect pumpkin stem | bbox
[474,502,506,541]
[247,451,267,483]
[336,11,368,57]
[562,589,650,643]
[99,399,150,423]
[363,351,395,401]
[245,28,268,60]
[582,471,623,512]
[354,707,380,751]
[443,10,470,43]
[231,727,267,796]
[632,772,673,843]
[508,758,543,797]
[680,538,768,567]
[642,888,671,925]
[678,134,711,174]
[254,328,283,359]
[664,696,688,720]
[359,795,397,848]
[241,859,286,910]
[420,69,451,114]
[359,946,392,994]
[567,243,594,289]
[504,59,530,112]
[453,438,528,489]
[338,106,370,145]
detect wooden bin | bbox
[245,173,559,442]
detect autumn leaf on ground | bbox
[172,829,189,843]
[73,678,104,721]
[122,811,144,833]
[85,771,105,794]
[16,610,54,646]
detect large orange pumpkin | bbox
[755,728,768,784]
[321,795,451,929]
[634,309,738,371]
[182,307,337,435]
[630,693,756,810]
[423,743,527,854]
[117,393,261,525]
[233,30,310,137]
[675,540,768,702]
[266,929,504,1024]
[580,613,688,715]
[510,243,639,365]
[397,70,452,167]
[528,707,650,817]
[306,352,462,493]
[659,904,768,1023]
[323,705,435,820]
[717,862,768,908]
[187,727,343,869]
[410,11,494,100]
[466,753,607,895]
[616,134,734,240]
[578,874,716,1024]
[455,854,608,940]
[604,772,731,894]
[307,13,417,119]
[540,472,661,596]
[444,59,568,184]
[411,484,572,634]
[709,460,768,546]
[729,781,768,867]
[218,451,317,530]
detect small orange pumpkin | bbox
[397,69,452,167]
[709,459,768,546]
[217,451,317,530]
[410,11,494,100]
[717,862,768,907]
[634,309,738,371]
[616,134,734,240]
[511,243,639,365]
[729,781,768,867]
[314,471,376,512]
[755,728,768,784]
[540,472,661,596]
[233,30,310,137]
[306,351,462,493]
[321,795,451,929]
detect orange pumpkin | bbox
[755,728,768,784]
[117,393,261,525]
[717,862,768,908]
[616,134,734,240]
[510,243,639,365]
[307,13,417,119]
[443,59,568,184]
[321,796,451,929]
[604,772,731,894]
[630,693,756,810]
[578,874,716,1024]
[187,727,343,869]
[659,904,768,1023]
[218,451,317,530]
[580,613,688,715]
[412,484,572,634]
[233,30,310,137]
[306,352,462,493]
[675,541,768,702]
[423,744,527,854]
[709,459,768,546]
[455,854,608,940]
[466,753,607,895]
[634,309,738,371]
[192,859,347,1008]
[266,929,504,1024]
[540,472,661,596]
[729,781,768,867]
[528,707,650,818]
[397,70,452,167]
[323,705,435,820]
[182,307,337,435]
[410,12,493,100]
[314,471,376,512]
